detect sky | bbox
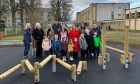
[42,0,140,21]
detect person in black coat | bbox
[32,23,44,59]
[52,19,61,39]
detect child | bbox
[84,28,93,59]
[61,37,68,61]
[68,39,74,61]
[79,33,88,60]
[92,32,102,58]
[52,34,62,57]
[42,36,51,57]
[73,38,80,60]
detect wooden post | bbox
[24,60,35,73]
[124,26,129,68]
[0,64,21,80]
[21,60,25,74]
[34,62,40,83]
[101,25,107,70]
[82,61,87,71]
[77,61,83,74]
[71,64,76,82]
[52,55,56,72]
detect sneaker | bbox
[70,57,74,61]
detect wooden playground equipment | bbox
[77,61,87,74]
[0,55,78,83]
[0,59,35,80]
[98,24,134,70]
[33,55,77,83]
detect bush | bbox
[0,32,4,40]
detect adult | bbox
[45,23,54,40]
[90,24,101,58]
[90,24,101,37]
[23,23,32,59]
[60,24,69,42]
[79,22,86,34]
[32,23,44,59]
[52,19,61,35]
[69,24,80,42]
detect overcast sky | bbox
[42,0,140,21]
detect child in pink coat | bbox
[42,36,51,57]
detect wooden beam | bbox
[24,60,35,73]
[56,58,72,70]
[0,64,21,80]
[39,55,53,68]
[77,61,83,74]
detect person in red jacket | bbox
[69,24,80,42]
[73,38,80,60]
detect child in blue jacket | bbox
[52,34,62,57]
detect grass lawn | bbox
[106,31,140,45]
[1,31,140,45]
[2,35,23,41]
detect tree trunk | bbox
[20,8,24,32]
[12,11,16,32]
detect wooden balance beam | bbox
[24,60,35,73]
[56,58,72,70]
[39,55,53,68]
[56,58,76,81]
[77,61,87,74]
[106,46,134,56]
[0,64,21,80]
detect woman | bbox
[32,23,44,59]
[79,22,86,34]
[45,23,54,40]
[23,23,32,59]
[45,23,54,55]
[69,24,80,42]
[60,24,69,42]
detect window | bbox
[118,14,121,16]
[126,14,129,19]
[137,12,140,18]
[131,13,135,19]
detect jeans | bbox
[23,41,30,57]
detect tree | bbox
[49,0,73,22]
[0,0,9,19]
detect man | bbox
[90,24,101,37]
[90,24,101,58]
[52,19,61,35]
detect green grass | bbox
[106,32,140,45]
[2,35,23,41]
[1,31,140,45]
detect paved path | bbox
[0,44,140,84]
[0,40,23,46]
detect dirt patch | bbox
[107,41,140,51]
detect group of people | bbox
[23,20,102,61]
